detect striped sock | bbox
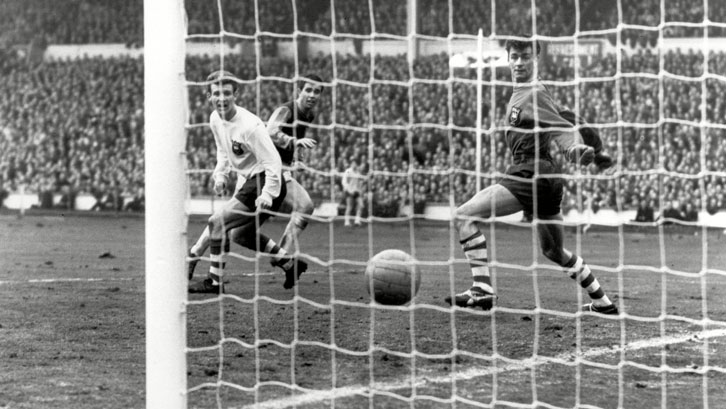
[460,231,493,294]
[563,255,611,307]
[209,238,225,284]
[261,235,293,270]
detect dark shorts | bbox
[498,160,563,217]
[234,172,287,212]
[345,191,361,200]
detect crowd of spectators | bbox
[1,0,726,46]
[2,43,724,220]
[0,0,143,46]
[0,47,144,212]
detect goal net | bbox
[166,0,726,407]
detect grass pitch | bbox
[1,213,725,408]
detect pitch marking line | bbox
[0,277,137,285]
[243,328,726,409]
[0,270,336,285]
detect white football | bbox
[364,249,421,305]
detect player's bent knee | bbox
[300,199,315,215]
[229,226,246,246]
[208,225,224,238]
[453,209,475,232]
[277,201,293,215]
[541,246,564,264]
[291,213,309,229]
[208,214,223,231]
[283,191,314,216]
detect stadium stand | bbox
[0,1,725,220]
[2,0,725,45]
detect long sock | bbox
[279,214,308,254]
[208,238,225,284]
[259,234,295,270]
[460,231,493,294]
[229,221,295,270]
[563,254,611,307]
[355,203,363,224]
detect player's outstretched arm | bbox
[535,89,593,165]
[566,143,595,166]
[267,106,296,150]
[549,126,594,166]
[559,108,613,171]
[559,108,602,153]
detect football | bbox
[364,249,421,305]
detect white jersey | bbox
[210,105,282,200]
[342,167,363,194]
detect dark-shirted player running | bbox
[445,38,618,314]
[248,74,322,255]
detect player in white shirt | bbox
[188,71,306,294]
[342,161,365,226]
[187,75,323,283]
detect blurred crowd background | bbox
[1,0,725,221]
[3,0,726,45]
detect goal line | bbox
[244,328,726,409]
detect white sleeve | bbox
[211,122,230,185]
[249,123,282,201]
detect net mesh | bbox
[182,0,726,407]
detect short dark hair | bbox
[298,73,324,90]
[206,70,239,92]
[504,38,541,56]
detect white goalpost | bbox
[144,0,188,407]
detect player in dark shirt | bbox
[445,38,618,315]
[256,74,322,257]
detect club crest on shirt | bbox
[232,140,245,156]
[509,106,521,125]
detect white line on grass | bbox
[237,271,328,277]
[0,270,331,285]
[243,328,726,409]
[0,277,137,285]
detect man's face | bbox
[208,82,237,120]
[508,46,536,83]
[297,82,323,111]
